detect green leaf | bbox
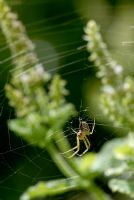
[114,133,134,160]
[20,177,90,200]
[9,118,51,148]
[92,138,124,174]
[91,135,134,179]
[9,103,74,148]
[109,179,134,198]
[76,153,98,178]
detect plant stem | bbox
[47,143,78,178]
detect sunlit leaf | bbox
[109,179,134,198]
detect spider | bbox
[62,117,95,158]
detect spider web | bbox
[0,0,134,199]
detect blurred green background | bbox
[0,0,134,199]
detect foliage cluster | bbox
[0,0,134,199]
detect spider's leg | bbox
[85,136,90,148]
[90,117,95,134]
[61,137,80,157]
[77,137,89,157]
[60,129,77,155]
[67,137,80,158]
[60,145,78,154]
[71,128,77,134]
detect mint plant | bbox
[0,0,134,199]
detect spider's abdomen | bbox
[78,130,86,140]
[80,121,89,132]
